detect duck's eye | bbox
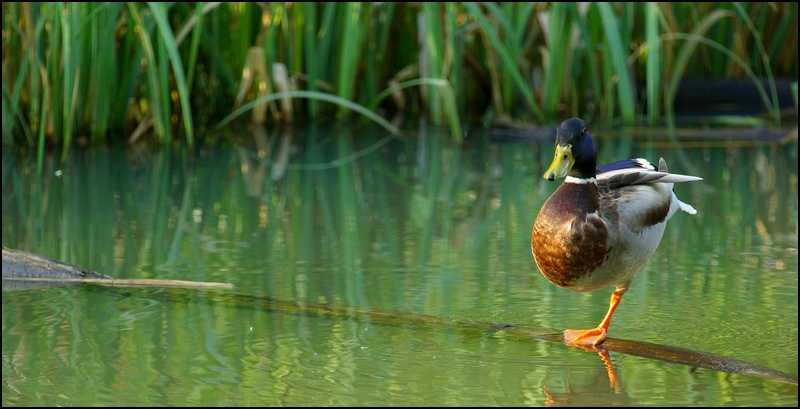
[580,128,586,138]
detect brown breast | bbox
[531,183,611,289]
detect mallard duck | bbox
[531,118,701,347]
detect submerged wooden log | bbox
[3,247,796,387]
[503,326,798,387]
[213,291,798,387]
[2,247,234,291]
[3,247,116,291]
[601,337,797,385]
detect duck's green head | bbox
[543,118,597,181]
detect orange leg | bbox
[563,290,623,347]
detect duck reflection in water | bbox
[542,347,626,406]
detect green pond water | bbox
[2,122,798,406]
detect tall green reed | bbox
[2,2,795,159]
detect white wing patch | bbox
[633,158,655,170]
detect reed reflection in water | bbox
[2,122,797,406]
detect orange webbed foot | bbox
[563,327,608,347]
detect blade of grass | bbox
[147,2,195,148]
[644,2,660,124]
[665,32,777,124]
[595,2,636,124]
[540,2,571,117]
[302,2,320,116]
[731,2,780,124]
[662,9,734,129]
[216,90,404,136]
[184,2,209,91]
[464,2,543,121]
[46,3,63,140]
[370,78,462,143]
[420,2,445,122]
[87,3,118,142]
[570,5,603,122]
[764,3,797,76]
[336,2,368,117]
[5,21,33,144]
[157,11,172,143]
[127,3,167,140]
[486,2,529,111]
[60,2,76,156]
[27,3,45,143]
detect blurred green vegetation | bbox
[2,2,797,153]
